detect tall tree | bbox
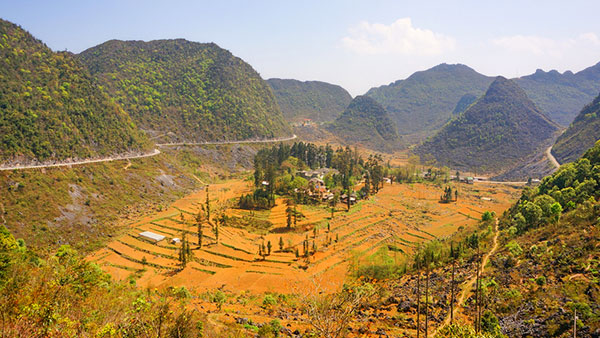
[195,209,204,248]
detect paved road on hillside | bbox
[546,145,561,169]
[156,134,297,147]
[0,134,297,171]
[0,149,162,171]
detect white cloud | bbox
[341,18,456,56]
[492,33,600,59]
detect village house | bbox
[298,167,339,180]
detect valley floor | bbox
[87,178,521,333]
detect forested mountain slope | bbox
[78,39,291,143]
[365,63,493,139]
[267,78,352,123]
[0,19,151,164]
[416,77,559,173]
[326,95,401,152]
[515,63,600,126]
[552,92,600,164]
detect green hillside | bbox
[515,64,600,126]
[416,76,559,173]
[366,63,493,139]
[0,19,151,164]
[552,92,600,163]
[487,140,600,337]
[326,95,401,152]
[78,39,292,143]
[267,78,352,123]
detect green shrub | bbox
[535,276,546,286]
[262,294,277,308]
[505,241,522,257]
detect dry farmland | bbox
[88,179,521,296]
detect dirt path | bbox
[156,134,297,147]
[0,149,161,171]
[546,146,560,169]
[434,218,500,335]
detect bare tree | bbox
[302,280,376,338]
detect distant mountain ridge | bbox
[0,19,151,164]
[552,92,600,163]
[416,76,559,173]
[326,95,401,152]
[78,39,291,143]
[366,63,494,139]
[267,78,352,123]
[365,62,600,141]
[514,63,600,126]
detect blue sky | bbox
[2,0,599,95]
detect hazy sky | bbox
[2,0,600,96]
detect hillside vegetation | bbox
[366,63,493,139]
[486,140,600,337]
[416,77,559,173]
[515,64,600,126]
[326,95,401,152]
[78,39,291,143]
[267,78,352,123]
[552,92,600,164]
[0,19,151,164]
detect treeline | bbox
[505,140,600,235]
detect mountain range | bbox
[78,39,292,143]
[266,78,352,123]
[365,63,600,141]
[326,95,401,152]
[0,19,151,164]
[366,63,493,140]
[416,76,559,173]
[514,64,600,126]
[552,92,600,164]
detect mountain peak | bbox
[326,95,400,152]
[482,76,528,103]
[416,76,559,174]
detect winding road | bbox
[546,146,560,169]
[0,134,297,171]
[155,134,297,147]
[0,149,161,171]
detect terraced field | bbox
[88,179,520,294]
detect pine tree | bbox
[286,207,292,228]
[267,241,272,255]
[205,186,211,224]
[279,236,284,251]
[196,209,204,248]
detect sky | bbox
[2,0,600,96]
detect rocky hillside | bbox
[0,19,151,165]
[515,63,600,126]
[267,78,352,123]
[488,140,600,337]
[552,92,600,164]
[366,63,493,139]
[416,77,559,173]
[326,95,401,152]
[78,39,291,143]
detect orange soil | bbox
[89,179,520,301]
